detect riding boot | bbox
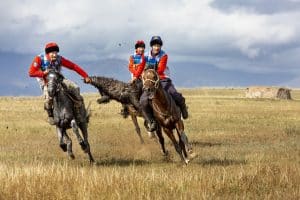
[120,104,129,118]
[180,102,189,119]
[142,105,157,132]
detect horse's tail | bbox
[85,101,92,123]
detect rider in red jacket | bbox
[28,42,91,125]
[140,36,188,131]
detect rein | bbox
[49,76,82,105]
[142,77,160,90]
[151,89,173,118]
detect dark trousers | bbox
[160,79,185,106]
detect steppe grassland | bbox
[0,88,299,199]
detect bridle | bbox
[142,69,160,92]
[47,70,64,97]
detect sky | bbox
[1,0,300,96]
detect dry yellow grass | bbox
[0,88,299,199]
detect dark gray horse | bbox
[88,76,154,144]
[47,70,94,163]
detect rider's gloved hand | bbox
[84,77,92,84]
[43,69,50,76]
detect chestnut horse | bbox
[142,69,193,164]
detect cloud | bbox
[0,0,299,76]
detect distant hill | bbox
[0,52,296,96]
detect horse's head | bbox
[47,69,64,98]
[142,69,160,99]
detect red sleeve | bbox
[157,54,168,76]
[134,55,145,78]
[128,56,135,74]
[61,56,88,78]
[28,56,44,78]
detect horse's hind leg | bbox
[131,115,144,144]
[175,121,193,155]
[78,122,95,163]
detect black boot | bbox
[180,103,189,119]
[142,107,157,132]
[148,119,157,132]
[97,95,110,104]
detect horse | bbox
[142,69,193,164]
[47,69,95,163]
[88,76,155,144]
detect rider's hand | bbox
[84,77,92,84]
[130,77,137,84]
[43,69,50,76]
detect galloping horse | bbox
[142,69,193,164]
[47,69,94,163]
[88,76,152,144]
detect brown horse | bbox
[142,69,193,164]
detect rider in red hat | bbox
[128,40,146,82]
[28,42,91,125]
[119,40,146,117]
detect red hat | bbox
[45,42,59,54]
[135,40,145,49]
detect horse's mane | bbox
[89,76,131,103]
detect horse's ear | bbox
[58,73,65,81]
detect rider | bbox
[128,40,146,85]
[140,36,189,131]
[28,42,91,125]
[114,40,146,118]
[120,40,146,117]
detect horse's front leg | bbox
[78,122,95,163]
[63,130,75,160]
[155,125,168,156]
[163,127,189,164]
[71,119,84,145]
[56,127,67,152]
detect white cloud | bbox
[0,0,299,74]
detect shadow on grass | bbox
[94,157,151,167]
[196,158,247,166]
[190,141,223,147]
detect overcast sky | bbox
[1,0,300,95]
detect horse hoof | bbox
[69,154,75,160]
[184,159,190,165]
[79,141,87,151]
[148,131,156,139]
[90,159,95,165]
[60,144,67,152]
[189,152,197,159]
[162,150,169,157]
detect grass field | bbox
[0,88,299,199]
